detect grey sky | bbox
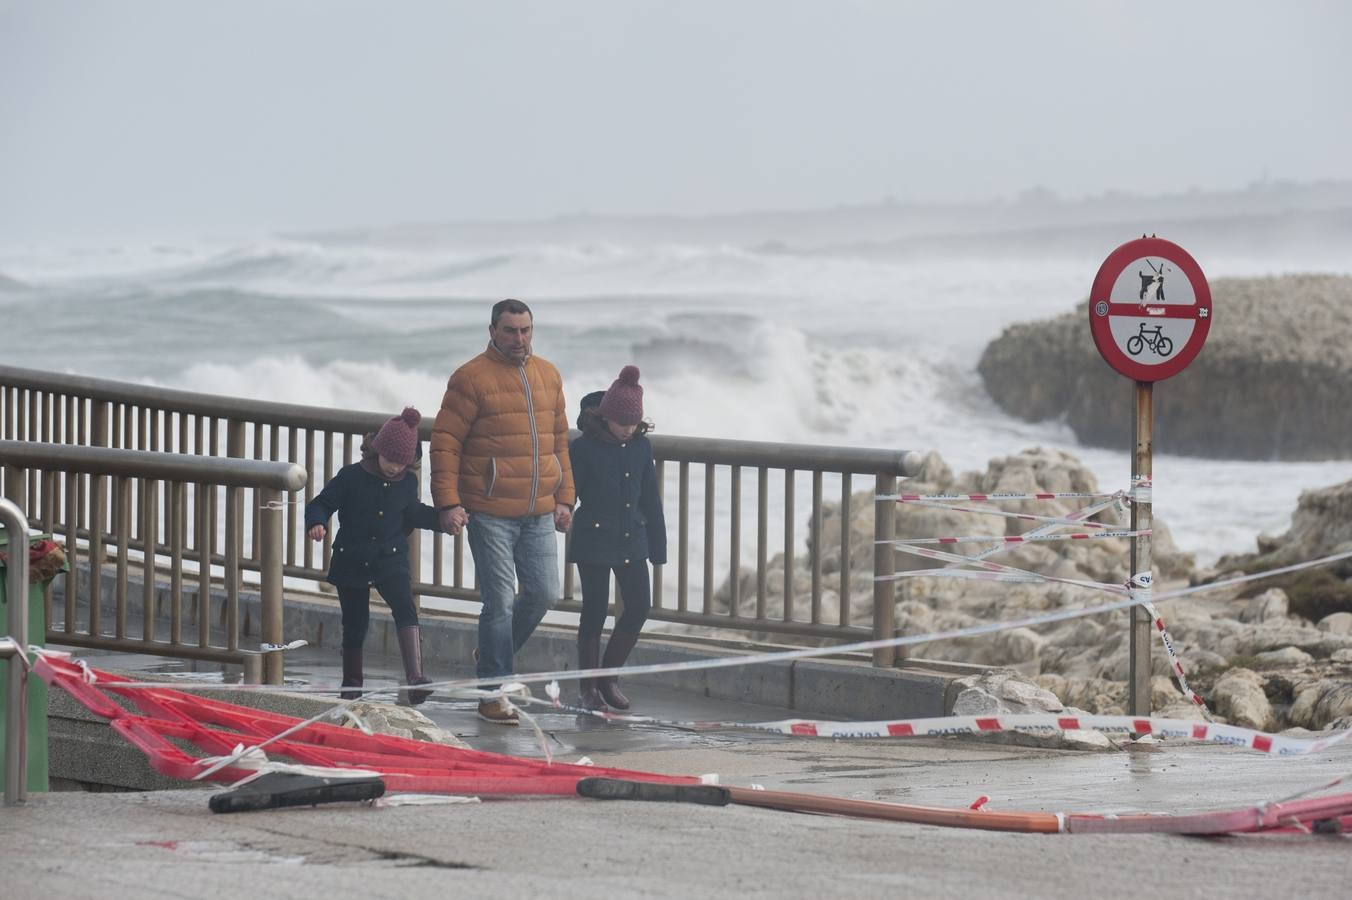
[2,0,1349,239]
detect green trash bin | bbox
[0,531,64,793]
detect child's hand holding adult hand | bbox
[440,506,469,535]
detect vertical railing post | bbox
[226,419,246,564]
[3,462,26,510]
[259,487,284,685]
[91,400,109,449]
[90,400,110,601]
[872,473,897,667]
[2,497,31,806]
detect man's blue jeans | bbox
[467,511,559,684]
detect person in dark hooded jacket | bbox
[305,407,441,703]
[567,366,666,710]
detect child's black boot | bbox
[340,648,364,700]
[396,625,434,705]
[577,633,606,710]
[599,630,640,710]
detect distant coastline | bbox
[283,178,1352,257]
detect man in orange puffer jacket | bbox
[431,298,575,724]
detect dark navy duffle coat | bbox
[567,433,667,567]
[305,460,440,588]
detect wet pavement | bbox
[49,642,1352,817]
[8,644,1351,898]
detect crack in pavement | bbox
[244,822,477,870]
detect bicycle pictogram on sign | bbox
[1127,323,1173,357]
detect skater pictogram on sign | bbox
[1137,259,1167,302]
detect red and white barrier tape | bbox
[1141,598,1215,720]
[885,486,1211,718]
[891,529,1149,546]
[548,705,1350,757]
[894,497,1123,529]
[885,542,1128,595]
[0,636,33,671]
[883,491,1119,502]
[885,568,1064,585]
[949,495,1128,566]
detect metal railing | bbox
[0,364,920,666]
[2,497,31,805]
[0,439,307,685]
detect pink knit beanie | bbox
[598,365,644,427]
[371,407,421,466]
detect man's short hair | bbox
[491,298,533,326]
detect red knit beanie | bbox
[371,407,421,466]
[598,365,644,427]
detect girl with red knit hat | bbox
[305,407,442,704]
[568,365,666,710]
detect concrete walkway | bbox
[6,731,1350,898]
[10,642,1352,898]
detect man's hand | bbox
[440,506,469,535]
[554,504,573,533]
[307,524,326,542]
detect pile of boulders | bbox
[711,447,1352,736]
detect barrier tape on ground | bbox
[35,655,1352,837]
[890,529,1149,546]
[540,703,1351,757]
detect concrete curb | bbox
[51,561,987,723]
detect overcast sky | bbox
[2,0,1349,240]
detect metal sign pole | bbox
[1089,236,1210,719]
[1128,381,1153,716]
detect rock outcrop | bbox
[1212,477,1352,624]
[977,274,1352,460]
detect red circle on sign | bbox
[1089,237,1212,382]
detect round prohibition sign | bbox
[1089,237,1212,382]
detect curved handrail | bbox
[1,497,31,805]
[0,364,921,476]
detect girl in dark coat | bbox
[305,407,441,703]
[568,366,666,710]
